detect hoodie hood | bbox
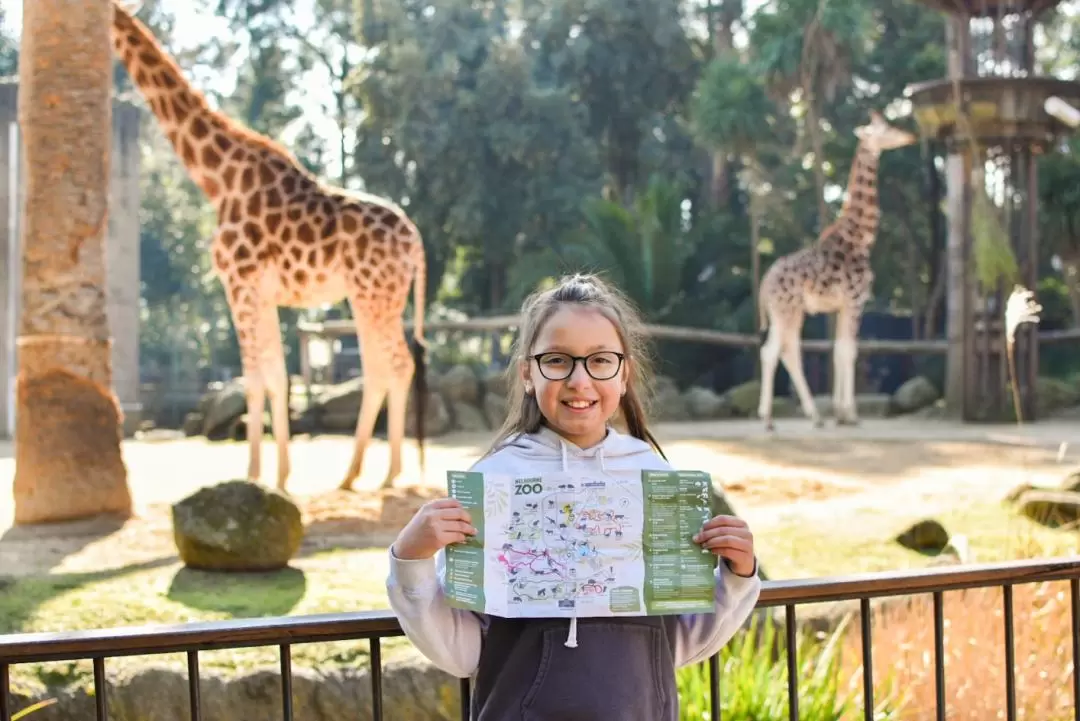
[471,425,671,475]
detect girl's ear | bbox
[620,356,631,396]
[519,359,533,395]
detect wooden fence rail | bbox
[297,316,1080,355]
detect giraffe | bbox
[756,111,915,430]
[110,1,428,491]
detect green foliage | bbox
[508,175,698,321]
[970,187,1020,295]
[0,5,18,78]
[749,0,874,102]
[677,614,903,720]
[691,52,774,155]
[352,0,600,311]
[6,0,1068,404]
[523,0,698,197]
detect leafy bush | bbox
[678,612,902,721]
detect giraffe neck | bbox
[110,2,313,204]
[833,143,881,246]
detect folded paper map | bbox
[444,468,718,618]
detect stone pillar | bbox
[0,80,142,439]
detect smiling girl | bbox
[387,273,761,720]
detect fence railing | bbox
[1,556,1078,721]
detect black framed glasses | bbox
[530,351,625,381]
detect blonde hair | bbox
[486,273,666,459]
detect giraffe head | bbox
[854,111,916,155]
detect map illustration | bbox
[444,468,717,618]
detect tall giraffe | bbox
[757,111,915,430]
[110,2,428,491]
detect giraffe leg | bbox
[758,322,782,431]
[834,308,860,425]
[779,335,822,428]
[338,315,391,492]
[255,305,292,489]
[222,281,268,483]
[381,340,415,490]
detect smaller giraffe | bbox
[757,111,915,430]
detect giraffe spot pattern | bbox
[202,146,223,170]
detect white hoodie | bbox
[386,425,763,679]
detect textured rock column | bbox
[13,0,131,524]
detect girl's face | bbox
[522,305,628,449]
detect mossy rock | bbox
[1017,490,1080,529]
[895,519,949,554]
[726,381,761,417]
[172,480,304,571]
[1060,469,1080,494]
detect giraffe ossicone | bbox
[110,1,429,491]
[756,110,916,431]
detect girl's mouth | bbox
[562,399,597,412]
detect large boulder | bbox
[200,379,248,440]
[439,365,481,405]
[651,375,689,421]
[726,380,761,417]
[172,481,304,571]
[684,386,731,420]
[890,376,939,415]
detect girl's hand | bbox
[392,498,477,561]
[693,515,756,578]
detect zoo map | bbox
[444,469,717,618]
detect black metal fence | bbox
[2,557,1079,721]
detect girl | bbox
[387,273,761,720]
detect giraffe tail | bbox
[411,237,427,348]
[757,299,769,345]
[410,236,428,473]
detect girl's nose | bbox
[565,362,592,388]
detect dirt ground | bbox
[0,418,1076,578]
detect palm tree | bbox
[13,0,131,524]
[749,0,872,234]
[509,176,697,322]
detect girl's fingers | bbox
[427,498,463,510]
[436,508,473,524]
[701,535,752,552]
[701,515,748,531]
[694,527,751,544]
[440,520,477,536]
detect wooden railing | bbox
[1,556,1079,721]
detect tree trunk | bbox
[13,0,131,525]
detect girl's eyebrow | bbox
[537,345,622,354]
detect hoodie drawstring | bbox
[565,613,578,647]
[557,439,581,647]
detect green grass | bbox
[0,548,414,694]
[755,498,1080,581]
